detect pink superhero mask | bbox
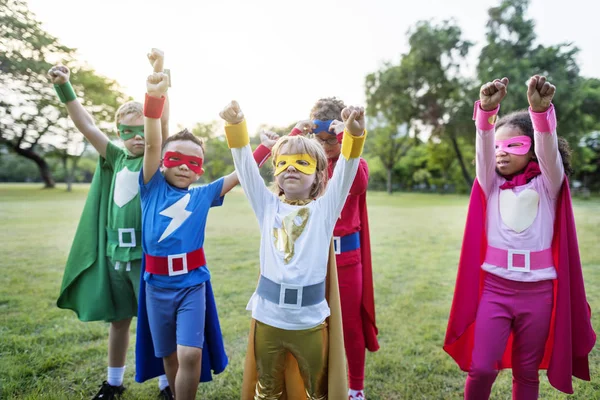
[495,135,532,155]
[162,151,204,175]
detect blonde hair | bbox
[310,97,345,120]
[114,101,143,128]
[270,135,328,199]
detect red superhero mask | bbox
[162,151,204,175]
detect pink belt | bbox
[485,245,554,272]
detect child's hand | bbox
[527,75,555,113]
[294,120,314,134]
[260,130,279,149]
[341,106,365,136]
[329,120,344,135]
[147,48,165,73]
[479,77,509,111]
[146,72,169,97]
[219,100,244,124]
[48,65,70,84]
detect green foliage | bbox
[0,0,129,188]
[365,0,600,192]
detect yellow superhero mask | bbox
[274,153,317,176]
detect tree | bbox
[366,20,474,189]
[0,0,128,189]
[189,121,234,182]
[475,0,600,167]
[363,116,413,194]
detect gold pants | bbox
[254,320,328,400]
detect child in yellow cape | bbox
[220,100,368,399]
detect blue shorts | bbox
[145,282,207,358]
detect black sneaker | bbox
[158,386,174,400]
[92,381,126,399]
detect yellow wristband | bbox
[224,119,249,148]
[341,129,367,160]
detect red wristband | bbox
[144,93,165,119]
[290,127,303,136]
[253,144,271,167]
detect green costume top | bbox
[105,142,143,262]
[57,142,143,322]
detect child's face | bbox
[117,114,145,157]
[161,140,204,189]
[314,131,341,159]
[275,142,317,200]
[494,126,534,176]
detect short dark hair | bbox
[161,129,205,154]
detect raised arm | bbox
[48,65,109,158]
[321,106,367,219]
[475,77,509,196]
[142,73,169,184]
[147,48,170,141]
[527,75,564,195]
[220,101,274,223]
[220,131,279,196]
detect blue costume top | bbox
[135,168,228,383]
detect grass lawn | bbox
[0,183,598,399]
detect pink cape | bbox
[443,179,595,394]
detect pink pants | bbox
[465,274,554,400]
[338,261,366,390]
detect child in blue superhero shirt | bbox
[136,72,276,400]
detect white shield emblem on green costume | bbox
[114,167,140,208]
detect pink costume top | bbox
[475,103,562,282]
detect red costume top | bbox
[328,155,379,352]
[443,179,596,394]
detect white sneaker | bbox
[348,389,365,400]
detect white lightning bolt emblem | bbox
[158,193,192,243]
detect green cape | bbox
[57,157,126,322]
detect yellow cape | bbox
[241,242,348,399]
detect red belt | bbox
[145,247,206,276]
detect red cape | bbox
[357,181,379,352]
[329,158,379,352]
[443,179,595,394]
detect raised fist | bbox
[147,48,165,73]
[479,77,509,111]
[341,106,365,136]
[146,72,169,97]
[260,130,279,149]
[527,75,555,113]
[219,100,244,125]
[48,65,70,85]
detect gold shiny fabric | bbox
[253,321,328,400]
[273,207,310,264]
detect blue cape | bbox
[135,258,228,383]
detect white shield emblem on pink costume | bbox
[499,188,539,233]
[113,167,140,208]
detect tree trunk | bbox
[9,144,55,188]
[386,166,393,194]
[62,156,73,192]
[448,132,472,187]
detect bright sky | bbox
[28,0,599,136]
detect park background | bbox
[1,0,599,398]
